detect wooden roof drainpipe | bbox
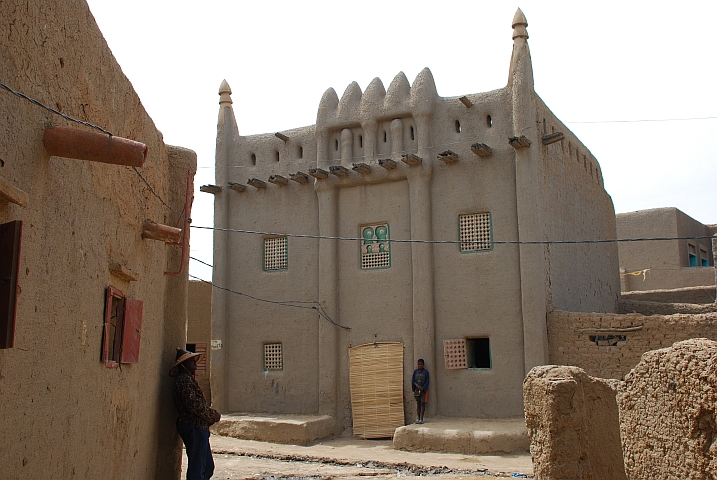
[43,126,147,167]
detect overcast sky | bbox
[85,1,717,280]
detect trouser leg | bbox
[178,422,210,480]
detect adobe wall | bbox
[616,208,715,291]
[534,98,620,314]
[547,310,717,379]
[618,339,717,479]
[621,285,716,304]
[524,365,626,480]
[618,298,717,315]
[187,279,212,399]
[0,1,194,479]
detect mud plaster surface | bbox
[183,435,533,479]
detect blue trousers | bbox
[177,421,215,480]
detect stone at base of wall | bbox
[210,413,336,445]
[393,417,529,455]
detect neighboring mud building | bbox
[617,207,716,303]
[208,9,620,433]
[1,1,195,478]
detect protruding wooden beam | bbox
[378,158,397,170]
[200,184,222,194]
[352,163,371,174]
[142,221,183,244]
[437,150,458,164]
[0,174,28,207]
[268,175,288,186]
[247,178,267,189]
[275,132,289,142]
[458,96,473,108]
[44,126,147,167]
[509,136,532,149]
[290,172,310,184]
[309,168,329,179]
[227,182,246,192]
[329,165,350,177]
[401,153,422,166]
[471,143,493,158]
[542,132,565,145]
[109,263,138,282]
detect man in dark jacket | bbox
[170,348,221,480]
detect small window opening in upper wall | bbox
[298,146,303,159]
[486,115,492,127]
[455,120,461,133]
[359,135,363,148]
[251,153,257,165]
[410,126,415,140]
[335,139,339,151]
[383,131,387,143]
[275,151,280,162]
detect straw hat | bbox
[169,347,205,376]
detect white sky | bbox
[85,1,717,280]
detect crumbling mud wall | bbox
[548,310,717,379]
[618,339,717,479]
[524,365,626,480]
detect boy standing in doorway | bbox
[412,359,429,424]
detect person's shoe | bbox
[418,419,424,424]
[415,419,421,424]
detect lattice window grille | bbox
[264,343,283,371]
[361,224,391,269]
[264,237,288,271]
[459,213,492,252]
[444,339,468,370]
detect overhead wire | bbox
[3,79,713,248]
[191,225,715,247]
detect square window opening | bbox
[264,343,283,371]
[263,237,288,272]
[102,286,143,367]
[360,223,391,270]
[466,337,491,369]
[459,213,492,253]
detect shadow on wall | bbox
[524,338,717,480]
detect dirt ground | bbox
[182,434,533,479]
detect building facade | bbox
[1,1,195,478]
[617,207,716,294]
[210,9,619,432]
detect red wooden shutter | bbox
[0,220,22,349]
[120,298,143,363]
[194,342,207,376]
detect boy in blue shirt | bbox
[411,359,429,424]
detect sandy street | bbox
[182,435,533,479]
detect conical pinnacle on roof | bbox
[512,8,528,40]
[218,79,232,105]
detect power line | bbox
[566,116,717,124]
[1,79,186,220]
[188,271,350,330]
[191,225,715,246]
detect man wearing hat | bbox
[170,347,221,480]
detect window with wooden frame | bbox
[443,337,491,370]
[186,342,208,376]
[102,286,144,367]
[688,244,698,267]
[0,220,22,349]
